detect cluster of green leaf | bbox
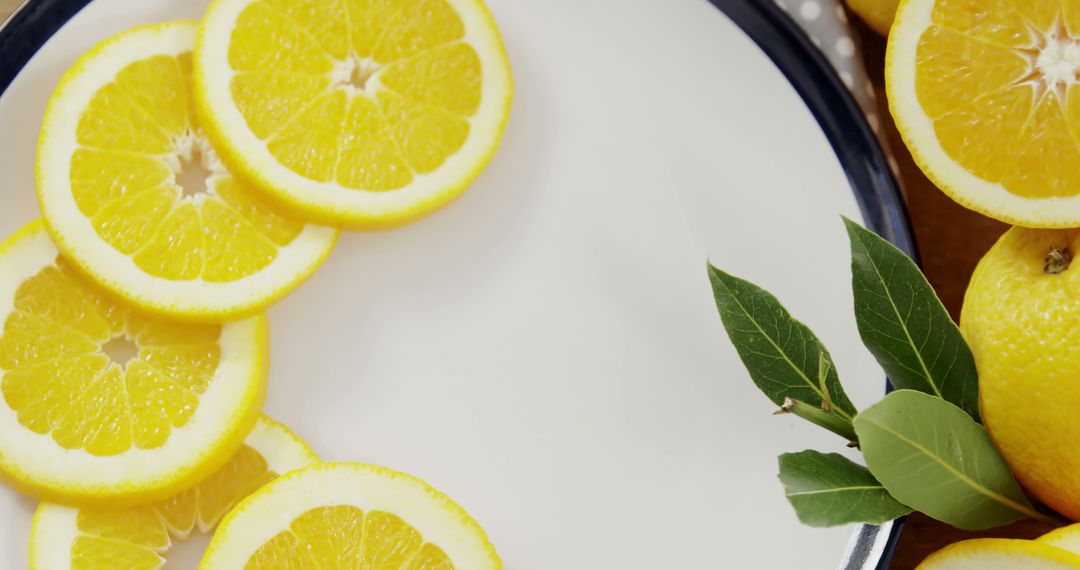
[708,217,1055,530]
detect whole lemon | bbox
[845,0,898,36]
[962,226,1080,520]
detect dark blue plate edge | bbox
[0,0,911,567]
[703,0,916,568]
[0,0,92,94]
[705,0,917,261]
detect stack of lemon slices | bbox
[3,0,512,567]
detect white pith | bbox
[36,22,338,318]
[1036,37,1080,86]
[196,0,513,224]
[28,415,319,570]
[0,222,266,503]
[888,1,1080,225]
[329,55,382,95]
[200,463,499,569]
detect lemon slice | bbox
[36,22,339,321]
[200,462,500,568]
[194,0,513,228]
[0,220,266,507]
[887,1,1080,227]
[29,415,317,569]
[1041,523,1080,556]
[916,538,1080,569]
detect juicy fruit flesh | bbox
[914,2,1080,199]
[246,505,454,569]
[0,258,221,456]
[227,0,480,191]
[69,443,276,568]
[74,51,304,282]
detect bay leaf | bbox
[779,450,912,527]
[854,390,1046,530]
[844,218,980,421]
[708,264,857,419]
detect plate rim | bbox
[704,1,914,568]
[0,0,914,567]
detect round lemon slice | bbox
[1040,523,1080,556]
[36,22,339,321]
[0,220,266,507]
[194,0,513,229]
[30,415,318,569]
[201,462,500,568]
[887,0,1080,227]
[916,538,1080,569]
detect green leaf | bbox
[778,450,912,527]
[708,264,857,419]
[854,390,1048,530]
[780,398,858,443]
[843,218,980,421]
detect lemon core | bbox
[331,55,381,93]
[102,334,138,367]
[1017,22,1080,103]
[1034,38,1080,87]
[176,146,215,199]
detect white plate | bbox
[0,0,906,567]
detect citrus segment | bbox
[37,22,338,321]
[200,463,500,569]
[887,0,1080,225]
[195,0,513,227]
[0,220,266,507]
[916,538,1080,569]
[30,416,319,569]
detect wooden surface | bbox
[0,0,19,20]
[0,1,1058,568]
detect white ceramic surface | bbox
[0,0,888,567]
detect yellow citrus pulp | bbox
[194,0,513,228]
[200,462,500,569]
[961,226,1080,520]
[887,0,1080,226]
[36,21,339,321]
[0,220,266,508]
[29,415,317,569]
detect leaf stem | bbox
[818,352,833,413]
[781,398,858,445]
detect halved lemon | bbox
[194,0,513,229]
[887,0,1080,227]
[29,415,317,569]
[916,538,1080,569]
[36,21,339,321]
[0,220,266,508]
[200,462,500,568]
